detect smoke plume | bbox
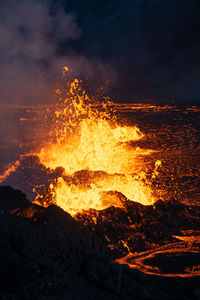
[0,0,115,105]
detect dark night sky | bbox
[1,0,200,104]
[63,0,200,103]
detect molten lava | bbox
[1,68,199,282]
[36,69,159,215]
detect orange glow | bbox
[0,160,20,183]
[62,66,69,74]
[116,244,200,278]
[36,69,160,215]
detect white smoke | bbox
[0,0,117,105]
[0,0,81,104]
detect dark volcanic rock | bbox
[0,186,200,299]
[0,186,127,299]
[0,185,31,213]
[75,198,200,255]
[3,155,65,202]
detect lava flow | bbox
[35,69,159,216]
[1,68,200,284]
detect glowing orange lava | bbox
[0,160,20,183]
[116,243,200,278]
[36,68,160,215]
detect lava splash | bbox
[35,70,159,215]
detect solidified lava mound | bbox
[1,186,200,299]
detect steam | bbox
[0,0,81,104]
[0,0,117,177]
[0,0,115,105]
[0,0,117,104]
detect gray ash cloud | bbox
[0,0,116,105]
[0,0,81,104]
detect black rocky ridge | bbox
[0,185,200,299]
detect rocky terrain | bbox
[0,185,200,299]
